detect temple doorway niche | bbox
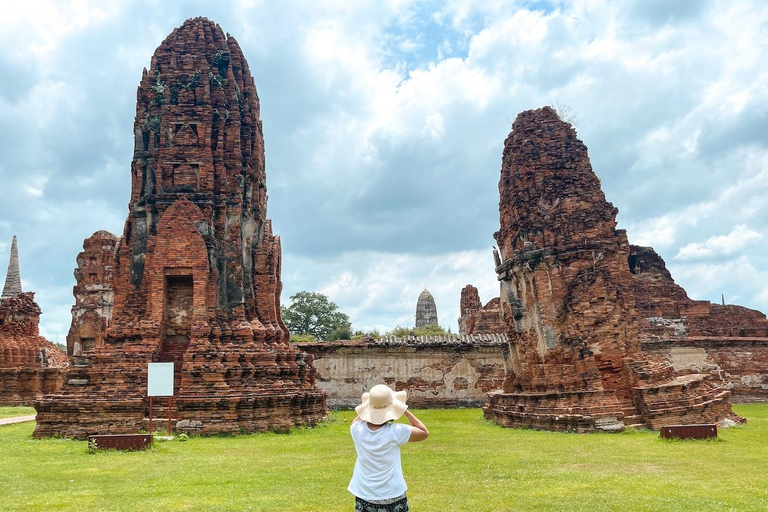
[162,274,193,389]
[165,275,193,336]
[73,335,95,356]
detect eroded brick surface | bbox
[630,245,768,340]
[0,293,67,405]
[66,231,117,357]
[483,107,743,431]
[34,18,325,438]
[458,285,505,335]
[642,338,768,403]
[628,245,768,402]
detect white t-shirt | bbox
[348,420,412,501]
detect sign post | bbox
[147,362,174,437]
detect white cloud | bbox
[284,249,499,332]
[670,256,768,308]
[756,288,768,310]
[676,224,763,260]
[630,221,676,248]
[1,0,121,57]
[2,0,768,342]
[23,176,48,198]
[421,113,445,138]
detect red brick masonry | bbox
[34,18,325,438]
[0,293,67,405]
[483,107,743,431]
[458,285,505,335]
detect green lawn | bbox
[1,405,766,511]
[0,405,35,418]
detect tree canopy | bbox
[281,291,351,341]
[387,324,447,337]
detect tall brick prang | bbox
[484,107,742,431]
[34,18,325,438]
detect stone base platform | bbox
[483,389,626,432]
[483,372,745,432]
[33,397,145,439]
[634,374,745,429]
[34,391,326,439]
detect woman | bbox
[348,384,429,512]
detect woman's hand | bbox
[404,410,429,442]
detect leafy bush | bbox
[289,333,317,343]
[386,324,447,337]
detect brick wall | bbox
[296,335,507,408]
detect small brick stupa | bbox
[0,236,67,405]
[484,107,742,431]
[34,18,326,438]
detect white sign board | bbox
[147,362,174,397]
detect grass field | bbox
[1,405,767,511]
[0,405,34,418]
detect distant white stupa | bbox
[415,289,438,328]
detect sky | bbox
[0,0,766,343]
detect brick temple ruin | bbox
[458,285,505,335]
[457,249,768,403]
[630,245,768,402]
[483,107,746,431]
[0,236,67,405]
[34,18,326,438]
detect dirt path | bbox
[0,415,36,426]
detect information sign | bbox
[147,362,174,397]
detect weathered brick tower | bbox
[35,18,326,437]
[0,236,67,405]
[483,107,742,431]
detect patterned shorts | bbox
[354,493,409,512]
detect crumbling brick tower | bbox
[483,107,742,431]
[458,284,505,336]
[458,285,483,335]
[34,18,326,438]
[66,231,117,356]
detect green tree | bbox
[386,324,447,337]
[352,328,381,340]
[281,291,351,341]
[387,325,414,337]
[328,325,352,341]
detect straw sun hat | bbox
[356,384,408,425]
